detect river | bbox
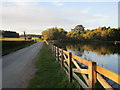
[55,41,120,75]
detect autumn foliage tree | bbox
[42,27,67,40]
[42,25,120,41]
[66,25,120,41]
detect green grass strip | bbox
[28,44,80,88]
[2,41,36,56]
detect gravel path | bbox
[2,42,43,88]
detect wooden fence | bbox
[48,44,120,89]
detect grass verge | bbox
[2,41,36,55]
[28,44,80,88]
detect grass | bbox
[2,41,36,55]
[28,44,80,88]
[1,37,25,41]
[0,37,40,41]
[32,37,40,39]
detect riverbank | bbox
[28,43,80,88]
[49,39,120,45]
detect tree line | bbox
[0,30,19,38]
[41,25,120,41]
[0,30,41,40]
[42,27,67,40]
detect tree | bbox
[107,28,120,41]
[71,25,85,32]
[42,27,67,40]
[1,30,19,38]
[66,32,72,37]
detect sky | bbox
[0,0,119,35]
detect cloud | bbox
[2,0,119,2]
[52,1,64,6]
[80,7,91,14]
[1,5,72,34]
[93,14,109,18]
[1,2,117,34]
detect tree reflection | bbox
[66,42,120,55]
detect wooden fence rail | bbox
[49,43,120,89]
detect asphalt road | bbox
[2,42,43,88]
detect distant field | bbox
[0,37,25,41]
[1,37,40,55]
[0,37,40,41]
[32,37,40,39]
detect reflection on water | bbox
[58,42,120,74]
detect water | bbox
[56,42,120,75]
[55,41,120,88]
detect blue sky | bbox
[0,1,118,34]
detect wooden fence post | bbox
[55,46,57,58]
[53,45,54,52]
[52,45,54,53]
[55,47,57,60]
[51,44,53,52]
[57,47,59,61]
[68,52,72,83]
[54,46,56,57]
[88,61,97,88]
[61,49,64,68]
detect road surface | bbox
[2,42,43,88]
